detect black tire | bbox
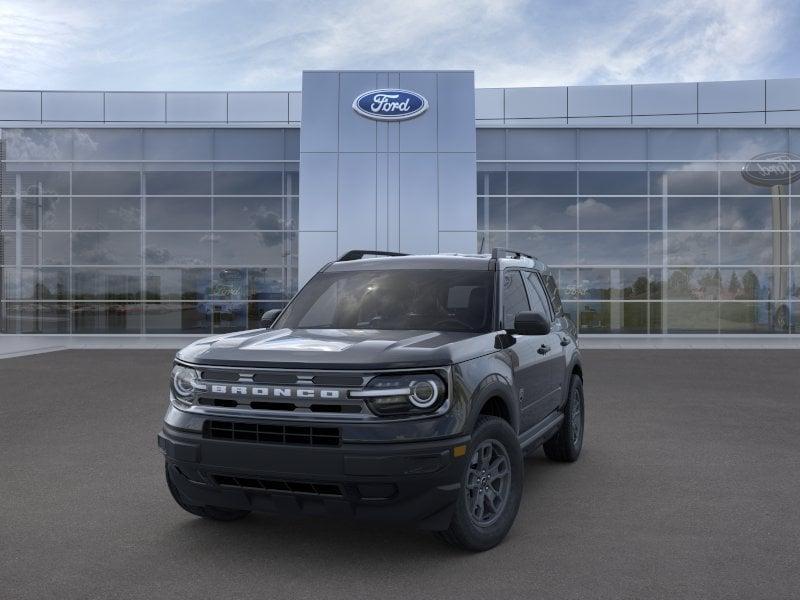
[543,374,584,462]
[435,416,523,552]
[165,463,251,522]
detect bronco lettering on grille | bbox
[209,385,340,399]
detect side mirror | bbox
[260,309,282,329]
[512,311,550,336]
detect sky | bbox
[0,0,798,91]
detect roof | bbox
[324,252,550,272]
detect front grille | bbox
[211,474,343,497]
[204,420,341,447]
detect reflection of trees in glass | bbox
[741,270,759,301]
[668,269,719,299]
[728,272,741,298]
[628,276,648,300]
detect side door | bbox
[500,269,551,432]
[523,271,567,415]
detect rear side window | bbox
[543,274,564,316]
[501,271,530,329]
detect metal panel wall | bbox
[298,70,477,284]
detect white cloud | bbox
[0,0,793,90]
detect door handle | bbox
[537,344,551,355]
[560,336,570,347]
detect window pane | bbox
[650,170,717,195]
[507,130,575,160]
[647,130,717,161]
[145,232,212,265]
[522,271,549,316]
[6,171,70,196]
[578,197,647,230]
[20,197,69,230]
[718,129,788,160]
[211,302,249,333]
[477,197,506,230]
[579,233,648,265]
[72,232,140,265]
[579,171,647,195]
[3,267,70,300]
[213,197,284,230]
[667,197,718,230]
[72,268,142,300]
[508,170,576,195]
[666,268,720,300]
[285,129,299,159]
[73,129,142,160]
[578,130,646,161]
[145,268,211,300]
[213,170,283,195]
[144,171,211,195]
[720,197,781,230]
[72,197,141,230]
[72,171,140,195]
[667,233,719,265]
[2,302,70,333]
[720,169,774,195]
[476,169,506,195]
[508,197,576,230]
[214,129,284,160]
[720,302,786,333]
[577,302,647,334]
[719,267,784,301]
[143,130,212,160]
[211,267,287,301]
[16,232,71,265]
[720,232,777,265]
[145,197,211,230]
[144,302,212,334]
[665,302,719,333]
[4,129,73,160]
[72,303,141,333]
[507,232,577,265]
[577,268,650,300]
[213,232,290,265]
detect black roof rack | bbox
[491,247,537,261]
[337,250,409,262]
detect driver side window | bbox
[501,271,530,329]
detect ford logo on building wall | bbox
[741,152,800,187]
[353,89,428,121]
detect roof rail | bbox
[337,249,409,262]
[491,247,538,261]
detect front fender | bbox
[453,352,519,434]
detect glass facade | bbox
[2,124,798,336]
[0,128,299,334]
[477,128,800,334]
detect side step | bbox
[518,411,563,451]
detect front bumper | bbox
[158,422,470,530]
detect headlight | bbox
[351,373,447,416]
[171,365,201,405]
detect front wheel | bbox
[435,416,524,552]
[543,374,584,462]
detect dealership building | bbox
[1,70,799,337]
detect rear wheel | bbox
[436,416,523,551]
[543,374,584,462]
[165,463,251,521]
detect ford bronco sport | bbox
[158,248,584,551]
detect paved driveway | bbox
[1,349,798,599]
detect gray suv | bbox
[158,248,584,551]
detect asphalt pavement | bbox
[1,349,798,600]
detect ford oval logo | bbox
[353,89,428,121]
[741,152,800,187]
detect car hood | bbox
[176,328,497,370]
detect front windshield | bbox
[274,269,494,333]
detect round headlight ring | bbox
[172,365,198,398]
[409,379,439,408]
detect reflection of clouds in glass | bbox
[72,131,100,158]
[5,130,71,160]
[571,198,610,218]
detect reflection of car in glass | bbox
[159,249,584,551]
